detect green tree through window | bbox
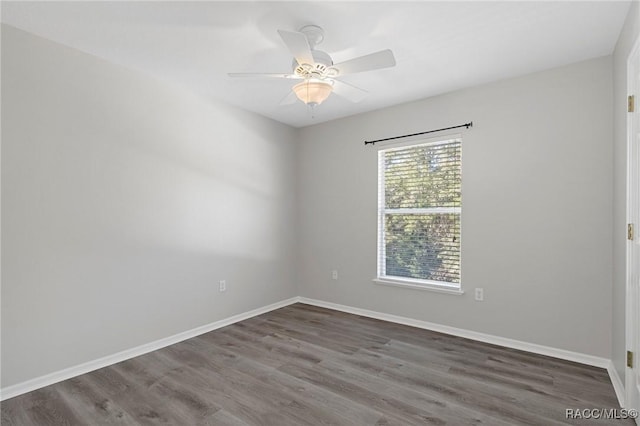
[378,138,461,286]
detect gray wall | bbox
[612,2,640,385]
[1,25,298,388]
[297,56,614,358]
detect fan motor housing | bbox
[293,50,337,79]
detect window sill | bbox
[373,278,464,295]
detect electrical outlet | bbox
[332,270,338,280]
[475,288,484,301]
[219,280,227,292]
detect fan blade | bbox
[277,29,314,66]
[228,73,298,79]
[332,49,396,76]
[332,79,368,103]
[279,90,298,106]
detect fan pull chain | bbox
[308,103,317,119]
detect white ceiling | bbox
[1,1,631,128]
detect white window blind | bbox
[377,138,461,288]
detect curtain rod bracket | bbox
[364,121,473,146]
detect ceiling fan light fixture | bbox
[292,80,333,105]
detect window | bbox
[376,137,461,292]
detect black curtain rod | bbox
[364,122,473,145]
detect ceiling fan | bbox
[228,25,396,108]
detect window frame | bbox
[374,134,463,295]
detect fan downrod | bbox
[299,25,324,48]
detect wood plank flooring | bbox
[1,303,632,425]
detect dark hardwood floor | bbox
[1,303,632,425]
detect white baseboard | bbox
[607,361,626,408]
[0,297,299,401]
[298,297,611,369]
[1,295,619,403]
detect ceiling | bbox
[1,1,631,128]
